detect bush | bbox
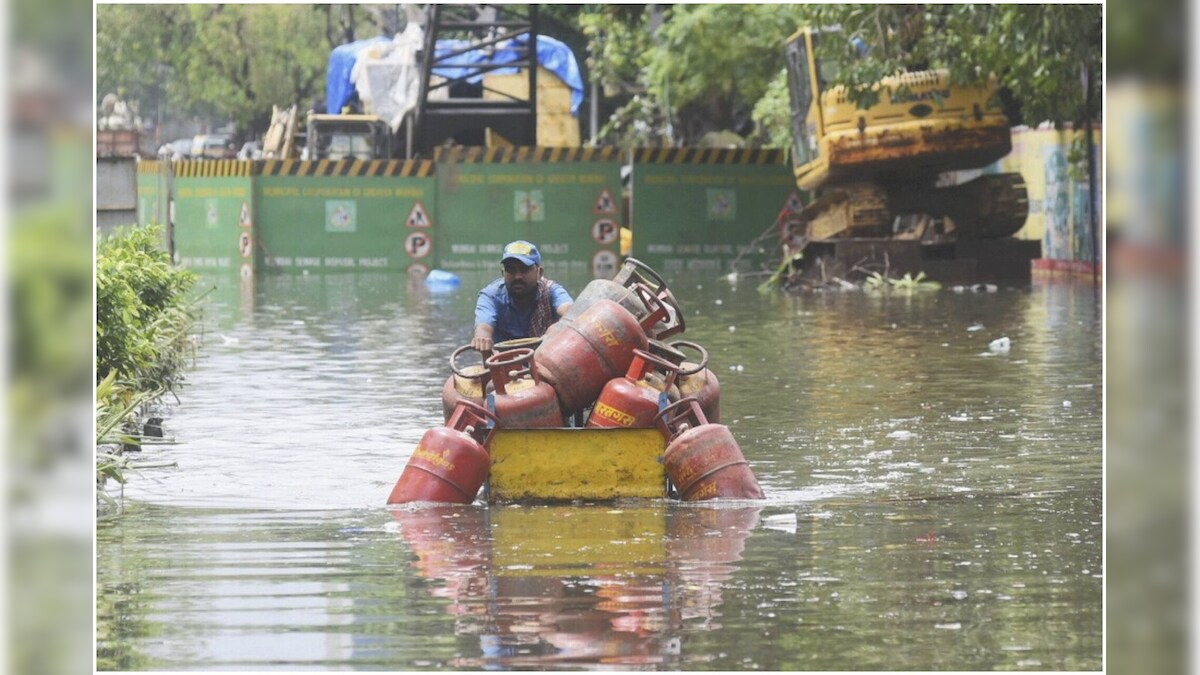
[95,223,199,499]
[95,223,198,390]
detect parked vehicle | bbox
[191,134,237,159]
[157,138,193,161]
[237,141,263,160]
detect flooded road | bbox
[97,270,1102,670]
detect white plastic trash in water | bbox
[424,269,460,290]
[988,337,1011,353]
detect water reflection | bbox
[389,503,761,669]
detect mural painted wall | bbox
[981,126,1102,262]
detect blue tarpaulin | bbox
[326,37,393,115]
[327,34,584,117]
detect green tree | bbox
[799,4,1102,128]
[96,4,385,135]
[96,5,195,124]
[580,4,806,147]
[181,5,336,130]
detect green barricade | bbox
[254,159,437,274]
[629,148,797,274]
[172,160,256,275]
[135,161,167,228]
[433,147,624,278]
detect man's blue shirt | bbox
[475,279,573,342]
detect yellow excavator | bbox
[784,26,1028,243]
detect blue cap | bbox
[501,240,541,266]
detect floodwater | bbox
[96,269,1102,671]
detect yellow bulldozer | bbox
[784,26,1028,244]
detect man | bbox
[471,240,573,352]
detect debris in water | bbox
[967,323,985,332]
[886,430,915,440]
[715,299,724,305]
[988,336,1011,353]
[1062,400,1072,408]
[762,513,798,533]
[728,325,737,332]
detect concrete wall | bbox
[96,157,138,235]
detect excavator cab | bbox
[784,27,844,172]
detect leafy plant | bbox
[864,271,888,291]
[890,271,942,292]
[94,223,197,500]
[96,223,198,390]
[863,270,942,294]
[95,371,149,505]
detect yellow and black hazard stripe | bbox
[254,159,435,177]
[173,160,253,177]
[434,146,622,163]
[629,147,786,164]
[137,160,163,174]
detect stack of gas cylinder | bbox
[387,258,764,505]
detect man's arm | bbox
[550,282,573,318]
[471,323,495,353]
[473,287,499,352]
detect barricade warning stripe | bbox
[173,160,252,177]
[160,149,778,174]
[168,159,433,177]
[434,146,623,163]
[629,147,786,164]
[254,159,434,177]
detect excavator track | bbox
[936,173,1030,239]
[796,173,1029,242]
[796,182,892,240]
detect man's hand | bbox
[471,335,494,353]
[471,324,495,353]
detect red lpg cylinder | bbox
[485,347,564,428]
[533,284,671,416]
[646,339,688,400]
[387,400,498,505]
[441,344,491,423]
[670,340,721,424]
[586,349,680,429]
[546,259,686,342]
[654,397,764,501]
[494,336,543,352]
